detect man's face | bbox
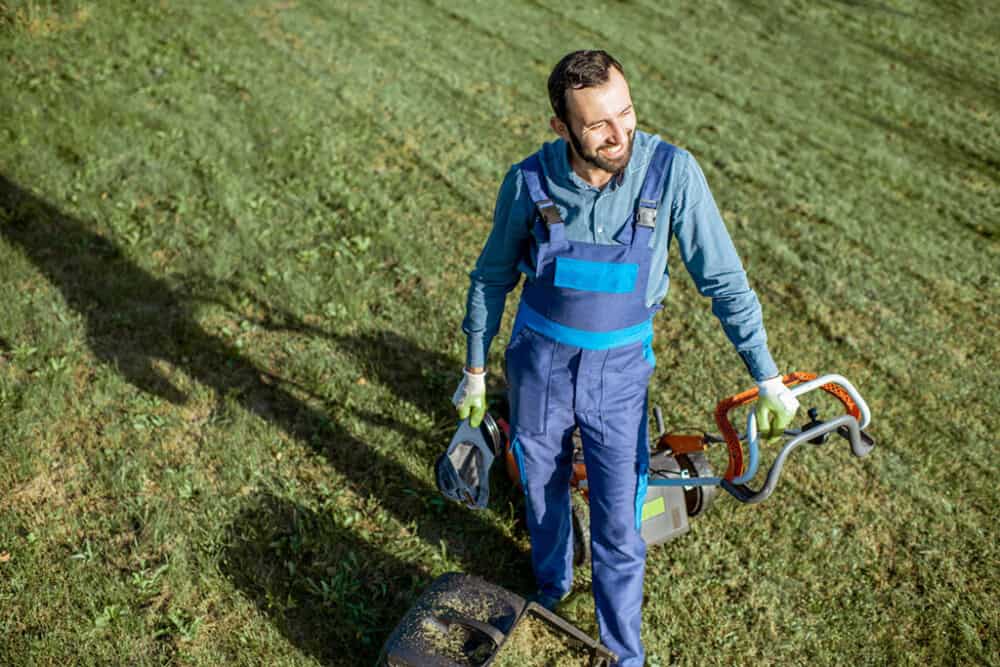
[553,67,637,175]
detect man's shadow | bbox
[224,492,429,666]
[0,175,531,664]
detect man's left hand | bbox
[452,369,487,428]
[756,375,800,443]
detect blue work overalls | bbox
[506,142,676,667]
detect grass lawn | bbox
[1,0,997,665]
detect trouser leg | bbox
[576,343,652,667]
[506,329,578,599]
[511,425,577,599]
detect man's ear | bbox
[550,116,570,141]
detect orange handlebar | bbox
[714,372,862,481]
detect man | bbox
[452,50,799,666]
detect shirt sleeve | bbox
[669,151,779,381]
[462,166,533,369]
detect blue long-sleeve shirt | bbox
[462,130,778,381]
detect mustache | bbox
[600,130,633,151]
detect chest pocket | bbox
[553,257,638,294]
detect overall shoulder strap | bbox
[520,153,563,227]
[636,142,677,230]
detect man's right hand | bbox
[452,368,487,427]
[756,375,800,444]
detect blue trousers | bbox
[507,326,652,667]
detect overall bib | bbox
[506,142,676,667]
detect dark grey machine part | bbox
[640,451,691,546]
[571,444,715,566]
[378,572,521,667]
[378,572,617,666]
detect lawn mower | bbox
[439,371,874,565]
[414,372,874,665]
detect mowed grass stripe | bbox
[234,3,511,237]
[141,3,482,332]
[269,0,554,198]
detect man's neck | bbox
[567,147,616,189]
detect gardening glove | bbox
[452,369,486,428]
[756,375,800,444]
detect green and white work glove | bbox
[452,369,487,428]
[756,375,800,443]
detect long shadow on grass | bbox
[0,175,531,663]
[222,492,427,666]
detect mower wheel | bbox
[571,492,590,567]
[676,452,716,517]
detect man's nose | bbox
[607,120,627,145]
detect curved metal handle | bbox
[788,374,870,429]
[715,372,871,480]
[722,414,874,504]
[740,374,871,484]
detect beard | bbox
[568,125,634,175]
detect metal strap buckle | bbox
[637,205,657,229]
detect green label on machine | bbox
[642,496,666,521]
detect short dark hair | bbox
[547,50,625,123]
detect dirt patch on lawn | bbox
[2,460,75,512]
